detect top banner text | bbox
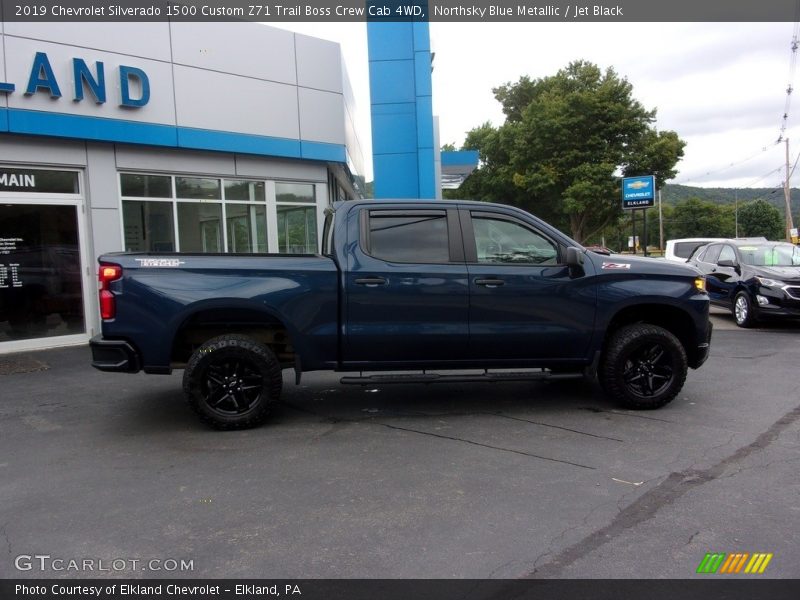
[2,0,800,22]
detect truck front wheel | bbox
[599,324,687,410]
[183,334,282,430]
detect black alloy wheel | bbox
[599,323,688,410]
[622,342,674,398]
[183,334,282,430]
[202,357,265,416]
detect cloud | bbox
[279,21,798,188]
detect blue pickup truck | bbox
[90,199,712,429]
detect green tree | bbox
[738,199,784,240]
[718,204,737,238]
[668,198,735,239]
[452,122,527,205]
[459,61,685,242]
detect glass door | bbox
[0,202,89,349]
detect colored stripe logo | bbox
[696,552,773,574]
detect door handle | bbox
[354,277,387,286]
[474,278,505,287]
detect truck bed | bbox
[98,252,339,373]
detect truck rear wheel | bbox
[183,334,282,430]
[599,324,687,410]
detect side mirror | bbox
[566,247,585,278]
[717,259,740,273]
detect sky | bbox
[281,21,798,190]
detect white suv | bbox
[664,238,726,262]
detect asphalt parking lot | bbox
[1,308,798,579]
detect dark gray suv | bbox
[688,240,800,327]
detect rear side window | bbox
[675,241,706,259]
[366,211,450,263]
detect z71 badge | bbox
[135,258,186,268]
[602,262,631,270]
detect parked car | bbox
[665,237,767,263]
[687,239,800,327]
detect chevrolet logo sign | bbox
[627,180,651,190]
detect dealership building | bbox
[0,21,366,353]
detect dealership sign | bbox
[0,168,79,194]
[622,175,656,210]
[0,51,150,107]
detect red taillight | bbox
[98,263,122,320]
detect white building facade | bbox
[0,21,364,353]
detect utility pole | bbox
[658,189,664,252]
[735,190,739,238]
[785,138,795,241]
[643,208,648,256]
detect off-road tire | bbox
[183,334,282,430]
[599,324,687,410]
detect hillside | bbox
[661,184,798,211]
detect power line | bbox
[672,144,780,185]
[789,149,800,179]
[677,18,800,186]
[742,165,784,188]
[741,184,785,206]
[777,19,800,143]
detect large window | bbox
[120,174,318,255]
[175,177,223,253]
[225,180,266,202]
[276,182,314,204]
[277,206,318,254]
[120,174,171,198]
[178,202,223,253]
[122,200,175,252]
[176,177,221,200]
[227,203,267,253]
[276,182,317,254]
